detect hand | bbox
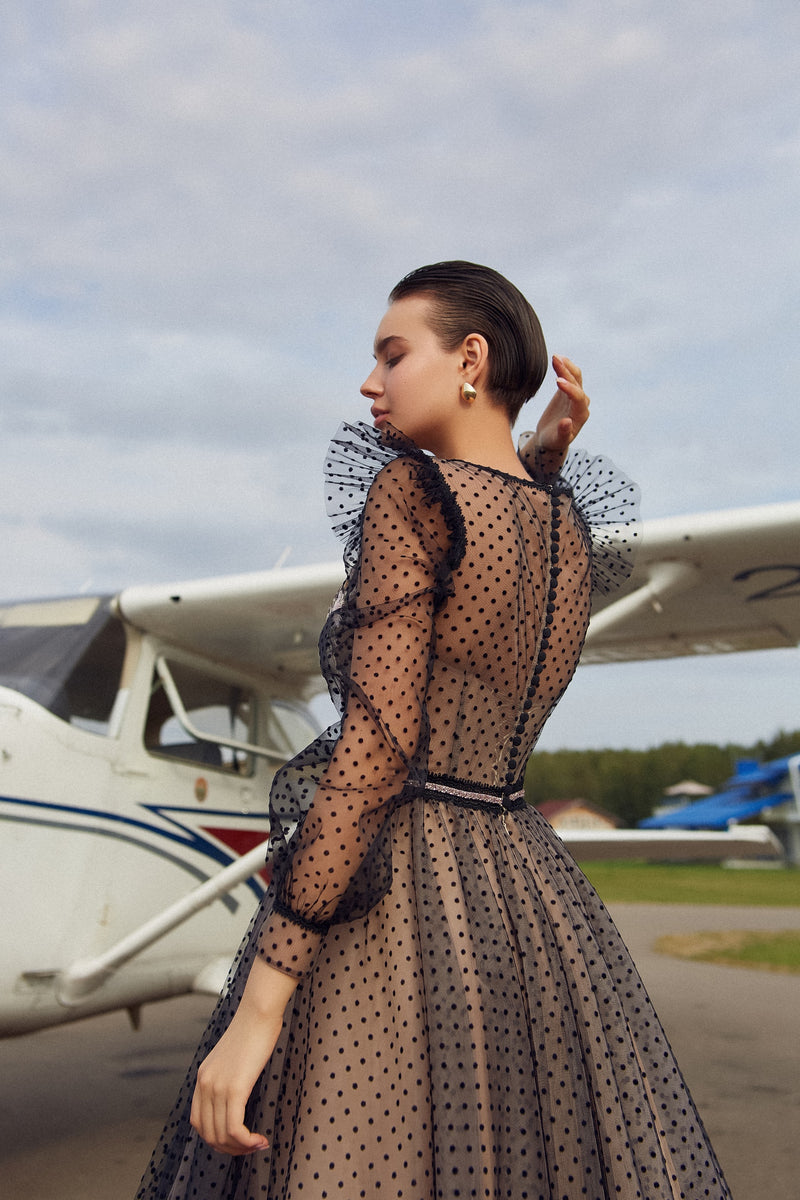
[534,355,590,459]
[190,959,297,1155]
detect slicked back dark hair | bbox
[389,261,548,423]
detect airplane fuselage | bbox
[1,596,316,1036]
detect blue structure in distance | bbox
[639,757,795,831]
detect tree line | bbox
[525,729,800,828]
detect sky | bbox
[2,0,798,752]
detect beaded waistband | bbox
[422,772,526,814]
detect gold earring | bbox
[461,381,477,404]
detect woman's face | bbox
[360,294,465,456]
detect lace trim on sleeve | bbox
[325,420,466,596]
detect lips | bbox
[371,408,389,426]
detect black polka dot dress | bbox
[137,422,731,1200]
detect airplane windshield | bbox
[0,596,126,732]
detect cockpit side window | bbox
[145,660,256,775]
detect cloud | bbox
[2,422,340,585]
[0,317,345,448]
[1,1,798,747]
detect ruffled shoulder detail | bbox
[561,447,640,596]
[324,420,467,588]
[517,432,640,597]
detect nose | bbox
[360,365,382,399]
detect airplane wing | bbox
[118,501,800,683]
[117,561,344,700]
[583,500,800,663]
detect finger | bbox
[554,373,581,402]
[196,1087,224,1152]
[554,354,583,387]
[206,1117,258,1154]
[555,375,588,408]
[221,1092,269,1154]
[189,1082,212,1144]
[213,1091,270,1156]
[229,1125,270,1155]
[191,1079,232,1154]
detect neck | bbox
[428,407,526,476]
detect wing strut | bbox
[57,841,272,1007]
[584,560,698,645]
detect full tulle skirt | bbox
[136,796,731,1200]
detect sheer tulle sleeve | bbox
[518,431,640,596]
[257,427,464,979]
[558,446,640,595]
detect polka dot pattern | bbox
[137,423,730,1199]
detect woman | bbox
[138,262,731,1199]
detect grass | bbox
[577,860,800,907]
[655,930,800,974]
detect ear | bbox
[460,333,489,383]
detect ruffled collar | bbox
[324,419,640,598]
[324,418,467,593]
[324,421,428,549]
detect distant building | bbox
[537,799,621,833]
[664,779,714,799]
[653,779,713,818]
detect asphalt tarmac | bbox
[1,902,798,1200]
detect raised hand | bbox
[534,355,590,458]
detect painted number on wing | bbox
[734,564,800,602]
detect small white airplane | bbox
[2,500,798,1037]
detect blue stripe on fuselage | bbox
[0,794,269,903]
